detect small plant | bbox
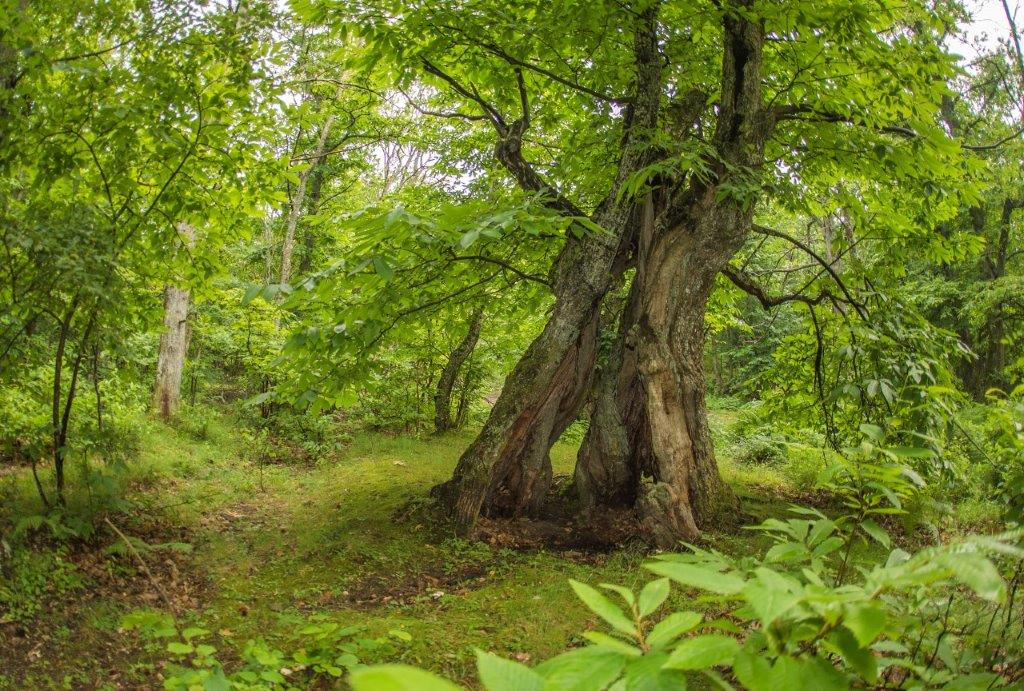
[733,432,787,466]
[121,610,413,689]
[0,545,86,625]
[175,404,219,442]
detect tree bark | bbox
[575,4,769,547]
[153,222,196,420]
[281,115,334,285]
[435,307,485,433]
[299,157,329,275]
[432,235,615,526]
[431,7,664,532]
[433,4,773,546]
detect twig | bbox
[104,518,174,610]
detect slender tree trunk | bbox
[435,307,485,433]
[281,116,334,286]
[153,223,196,420]
[454,366,476,429]
[299,164,327,275]
[963,197,1021,398]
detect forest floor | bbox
[0,407,990,689]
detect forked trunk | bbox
[434,307,485,433]
[432,232,618,530]
[575,202,740,547]
[578,5,768,546]
[432,5,672,534]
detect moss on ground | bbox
[1,406,955,688]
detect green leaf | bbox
[623,652,687,691]
[827,628,877,682]
[859,424,884,442]
[475,650,543,691]
[843,603,887,647]
[945,553,1006,602]
[349,665,463,691]
[582,632,642,656]
[570,580,637,636]
[600,583,636,607]
[371,256,394,281]
[181,627,209,641]
[646,611,704,649]
[885,446,934,459]
[644,562,745,596]
[765,542,807,563]
[860,520,890,549]
[166,641,194,655]
[663,635,740,670]
[733,650,772,691]
[534,646,627,691]
[637,579,670,618]
[742,582,800,628]
[241,283,264,306]
[202,671,231,691]
[769,656,847,691]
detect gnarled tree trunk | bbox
[576,5,768,547]
[432,233,618,526]
[431,6,664,532]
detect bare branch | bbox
[752,224,867,319]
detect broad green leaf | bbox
[534,646,627,691]
[623,652,686,691]
[475,650,544,691]
[349,665,463,691]
[646,611,704,649]
[637,578,671,617]
[765,542,806,563]
[372,256,394,281]
[583,632,643,656]
[570,580,637,636]
[663,635,740,670]
[733,650,772,691]
[944,553,1006,602]
[827,628,877,682]
[843,603,887,647]
[644,562,745,596]
[600,583,636,607]
[860,520,890,549]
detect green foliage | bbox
[121,610,413,690]
[351,522,1023,690]
[0,545,85,626]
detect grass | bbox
[0,404,931,688]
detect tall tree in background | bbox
[153,223,197,420]
[0,0,280,504]
[434,305,485,433]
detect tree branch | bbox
[752,224,867,319]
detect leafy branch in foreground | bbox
[351,525,1023,690]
